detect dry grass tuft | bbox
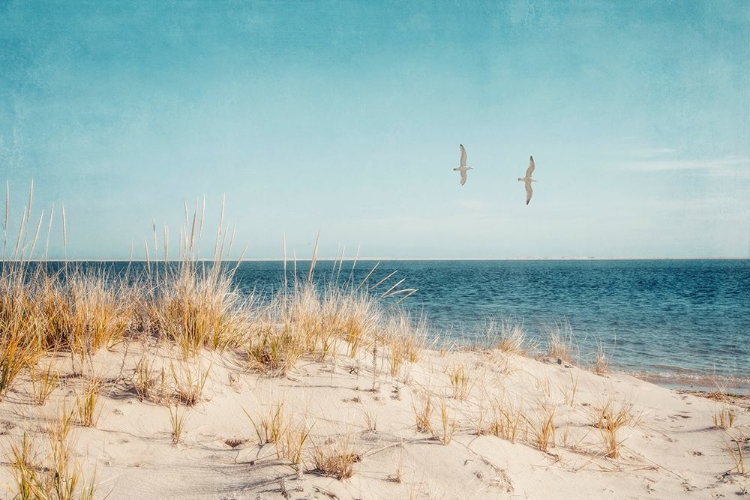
[7,406,95,499]
[438,399,457,445]
[544,321,576,363]
[725,431,747,474]
[413,394,433,434]
[170,360,211,406]
[486,398,525,443]
[594,342,609,374]
[75,377,103,427]
[149,262,250,359]
[311,436,359,480]
[592,398,636,459]
[246,401,287,446]
[447,364,471,400]
[168,403,190,444]
[280,416,311,465]
[713,405,737,430]
[29,362,60,405]
[491,320,530,355]
[133,353,157,402]
[528,402,556,452]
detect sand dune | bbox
[0,342,747,500]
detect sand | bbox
[0,343,747,499]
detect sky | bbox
[1,0,749,260]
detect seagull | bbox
[453,144,473,186]
[518,156,537,205]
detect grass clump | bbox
[75,377,103,427]
[486,398,525,443]
[447,364,471,400]
[150,262,250,358]
[592,398,636,459]
[245,401,287,446]
[168,403,190,444]
[725,431,747,475]
[528,402,556,452]
[311,436,359,480]
[544,321,576,363]
[438,399,457,445]
[713,405,737,430]
[29,362,60,406]
[170,360,211,406]
[492,320,529,355]
[244,400,311,464]
[413,394,433,434]
[6,408,96,500]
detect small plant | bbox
[528,402,556,452]
[170,360,211,406]
[389,445,404,483]
[280,417,311,465]
[245,401,286,446]
[726,431,747,474]
[562,371,579,407]
[487,398,525,443]
[7,432,42,499]
[447,364,471,401]
[311,436,359,480]
[30,362,60,405]
[594,342,609,374]
[168,403,189,444]
[7,406,96,499]
[713,405,736,430]
[438,399,457,445]
[493,320,528,355]
[385,316,425,377]
[361,404,378,432]
[133,353,157,402]
[593,398,635,459]
[245,325,303,377]
[413,394,433,434]
[75,377,103,427]
[544,321,575,362]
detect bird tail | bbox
[454,168,460,171]
[517,177,525,181]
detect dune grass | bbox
[311,436,359,480]
[6,407,96,500]
[0,186,423,405]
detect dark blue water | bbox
[233,259,750,393]
[15,259,750,393]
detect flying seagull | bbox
[453,144,473,186]
[518,156,537,205]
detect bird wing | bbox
[525,181,533,205]
[460,144,467,167]
[460,170,467,186]
[525,156,535,177]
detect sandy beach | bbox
[1,338,747,499]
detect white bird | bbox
[453,144,473,186]
[518,156,537,205]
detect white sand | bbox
[0,344,748,499]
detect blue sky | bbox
[1,0,748,259]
